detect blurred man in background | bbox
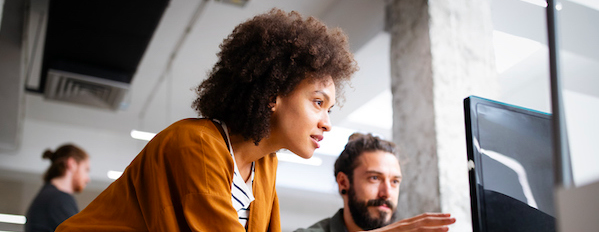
[25,144,90,232]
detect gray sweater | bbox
[295,209,347,232]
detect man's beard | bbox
[72,174,83,193]
[347,186,397,230]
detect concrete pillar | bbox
[0,0,26,151]
[386,1,499,231]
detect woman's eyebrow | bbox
[314,90,331,102]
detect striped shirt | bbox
[231,160,255,227]
[214,120,255,228]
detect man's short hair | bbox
[192,8,358,145]
[334,133,398,183]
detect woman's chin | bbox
[283,149,314,159]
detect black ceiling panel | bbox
[40,0,170,90]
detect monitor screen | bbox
[464,96,556,232]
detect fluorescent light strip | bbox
[519,0,563,10]
[0,213,26,224]
[277,151,322,166]
[130,130,156,141]
[107,170,124,180]
[520,0,547,7]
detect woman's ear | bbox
[269,96,280,112]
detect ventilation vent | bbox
[43,69,129,111]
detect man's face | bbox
[72,158,90,193]
[347,150,402,230]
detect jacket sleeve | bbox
[145,128,246,231]
[55,120,248,232]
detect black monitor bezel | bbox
[464,95,552,232]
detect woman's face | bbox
[270,75,336,159]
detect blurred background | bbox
[0,0,597,231]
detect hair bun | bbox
[42,150,54,160]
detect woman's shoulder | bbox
[160,118,221,141]
[140,118,228,156]
[168,118,215,131]
[140,118,233,175]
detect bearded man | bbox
[295,133,455,232]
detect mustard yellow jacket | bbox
[56,118,281,231]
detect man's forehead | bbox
[355,151,401,175]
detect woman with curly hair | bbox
[57,8,357,232]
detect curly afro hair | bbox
[193,8,358,144]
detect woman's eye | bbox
[315,100,323,106]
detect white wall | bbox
[0,114,141,184]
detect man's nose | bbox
[378,180,392,199]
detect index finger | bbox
[402,216,457,229]
[399,213,452,224]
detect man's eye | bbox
[369,176,379,180]
[315,100,323,106]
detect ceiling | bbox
[2,0,394,184]
[0,0,598,230]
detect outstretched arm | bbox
[368,213,456,232]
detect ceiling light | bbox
[520,0,548,7]
[214,0,250,7]
[518,0,563,10]
[277,151,322,166]
[107,170,123,180]
[130,130,156,141]
[0,213,26,224]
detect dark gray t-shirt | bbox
[25,183,78,232]
[295,209,347,232]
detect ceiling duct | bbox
[35,0,169,110]
[44,69,129,110]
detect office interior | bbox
[0,0,597,231]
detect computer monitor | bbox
[464,96,556,232]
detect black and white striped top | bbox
[214,119,256,228]
[231,160,255,227]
